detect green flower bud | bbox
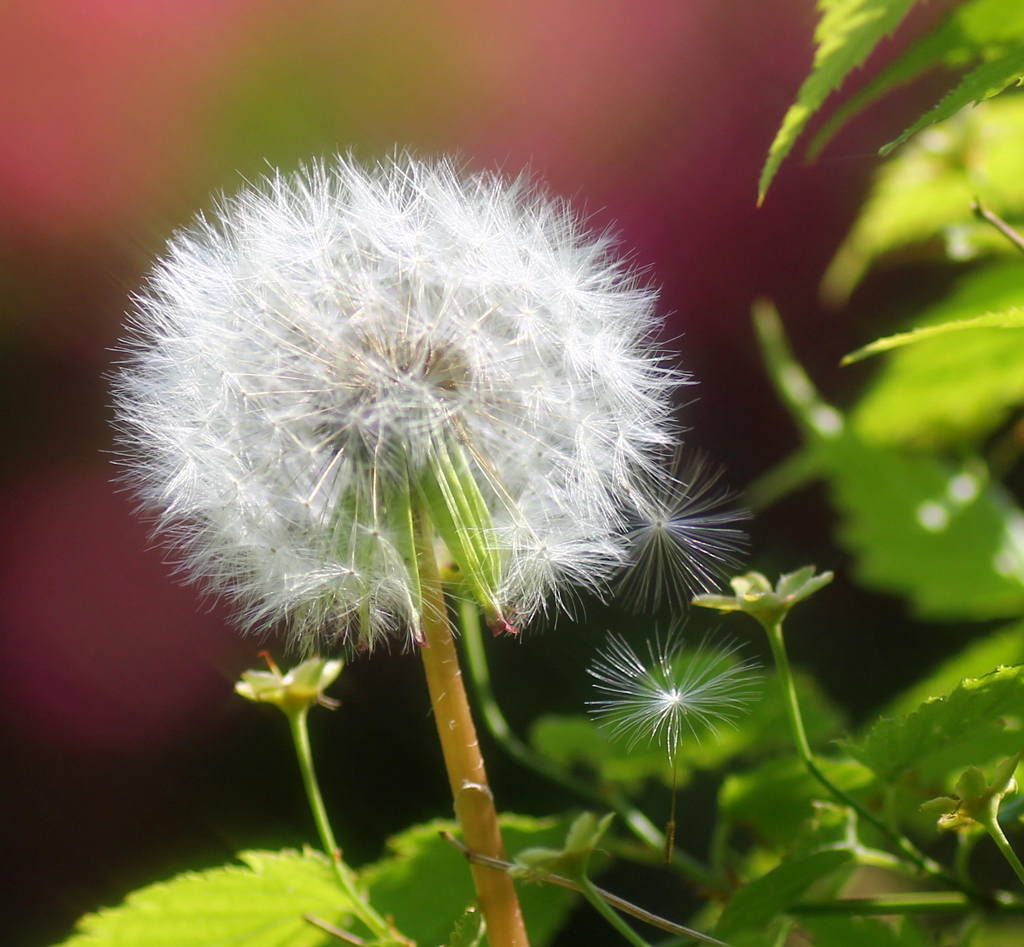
[693,566,833,628]
[235,654,343,716]
[922,753,1022,832]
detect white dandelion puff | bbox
[114,154,691,651]
[587,631,761,758]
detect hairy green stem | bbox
[286,708,392,940]
[763,618,971,895]
[456,597,715,888]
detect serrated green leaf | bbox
[716,849,854,938]
[844,665,1024,784]
[843,308,1024,363]
[881,49,1024,156]
[851,261,1024,447]
[719,757,875,849]
[884,620,1024,716]
[445,905,485,947]
[760,0,921,202]
[57,849,354,947]
[821,95,1024,304]
[362,815,577,947]
[808,0,1024,160]
[798,915,928,947]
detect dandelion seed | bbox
[587,632,761,757]
[588,631,760,861]
[618,450,749,611]
[114,154,702,651]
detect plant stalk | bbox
[416,516,530,947]
[979,798,1024,889]
[762,618,971,894]
[576,876,654,947]
[286,708,393,940]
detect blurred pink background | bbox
[0,1,954,943]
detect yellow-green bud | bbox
[235,654,343,716]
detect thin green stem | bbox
[956,831,982,888]
[286,708,392,940]
[577,875,655,947]
[789,892,1024,915]
[455,597,715,888]
[762,618,972,895]
[980,799,1024,888]
[762,620,812,761]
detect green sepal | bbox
[420,437,508,629]
[382,466,424,643]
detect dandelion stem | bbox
[285,707,393,940]
[762,617,972,895]
[416,515,530,947]
[456,597,716,888]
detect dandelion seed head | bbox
[588,632,761,759]
[115,154,689,651]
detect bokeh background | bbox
[0,1,971,944]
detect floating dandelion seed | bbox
[114,154,717,652]
[588,632,761,756]
[588,631,760,860]
[618,450,748,611]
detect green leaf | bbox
[884,620,1024,716]
[755,303,1024,619]
[881,50,1024,156]
[445,905,486,947]
[759,0,921,202]
[719,756,875,849]
[716,849,854,938]
[821,95,1024,304]
[362,815,577,947]
[57,849,355,947]
[808,0,1024,160]
[824,435,1024,619]
[850,261,1024,448]
[843,308,1024,363]
[844,665,1024,785]
[798,915,927,947]
[728,924,794,947]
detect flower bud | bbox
[235,655,343,716]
